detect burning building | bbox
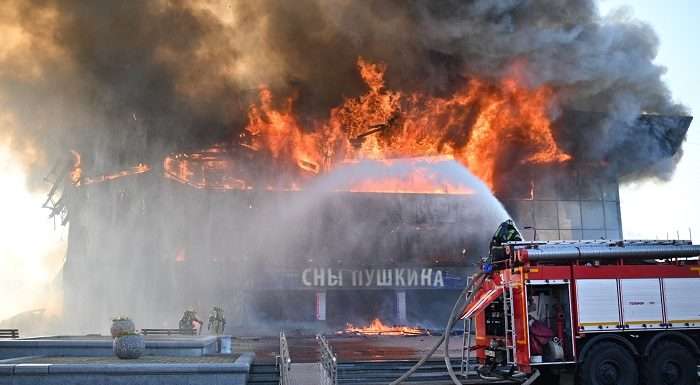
[56,136,687,332]
[51,61,691,330]
[0,1,692,333]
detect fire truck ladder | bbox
[503,283,517,366]
[460,277,474,378]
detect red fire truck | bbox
[462,239,700,385]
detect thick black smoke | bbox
[0,0,690,188]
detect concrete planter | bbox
[110,319,135,338]
[113,334,145,359]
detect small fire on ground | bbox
[338,318,429,337]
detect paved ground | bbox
[235,334,465,363]
[238,334,588,384]
[330,335,465,362]
[289,363,321,385]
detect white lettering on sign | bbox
[313,268,325,286]
[421,268,432,286]
[302,269,312,286]
[434,270,444,287]
[395,268,406,286]
[300,268,447,288]
[365,270,375,287]
[407,270,418,286]
[328,269,342,287]
[351,270,361,286]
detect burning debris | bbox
[338,319,429,337]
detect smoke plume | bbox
[0,0,690,188]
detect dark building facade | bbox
[61,161,622,333]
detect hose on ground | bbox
[443,273,485,385]
[389,272,485,385]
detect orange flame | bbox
[69,150,151,187]
[239,57,570,191]
[335,156,475,195]
[72,58,569,194]
[81,163,151,185]
[245,87,323,175]
[69,150,82,185]
[163,146,252,190]
[341,318,427,336]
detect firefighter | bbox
[490,219,522,247]
[179,309,203,334]
[485,220,523,266]
[208,306,226,335]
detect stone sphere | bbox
[113,334,145,359]
[110,319,136,338]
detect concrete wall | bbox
[0,353,253,385]
[0,336,219,360]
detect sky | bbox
[599,0,700,240]
[0,1,698,321]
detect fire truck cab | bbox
[463,239,700,385]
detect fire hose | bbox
[389,271,540,385]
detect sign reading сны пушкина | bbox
[301,267,445,288]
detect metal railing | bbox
[279,331,291,385]
[460,276,473,378]
[317,334,337,385]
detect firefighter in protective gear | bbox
[486,220,523,265]
[208,306,226,335]
[490,219,522,247]
[179,309,203,334]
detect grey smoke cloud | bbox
[0,0,689,188]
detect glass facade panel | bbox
[581,201,605,230]
[558,201,582,229]
[559,229,583,240]
[605,201,620,230]
[534,201,558,229]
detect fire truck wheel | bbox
[578,341,638,385]
[643,340,697,385]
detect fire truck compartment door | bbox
[576,279,620,331]
[663,278,700,327]
[619,279,663,329]
[460,286,504,320]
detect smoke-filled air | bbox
[0,0,691,333]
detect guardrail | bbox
[279,331,291,385]
[317,334,337,385]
